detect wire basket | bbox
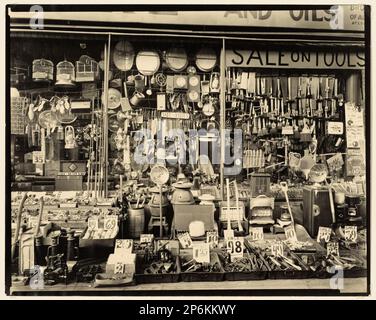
[32,59,54,81]
[75,55,99,82]
[11,96,28,135]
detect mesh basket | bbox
[11,96,28,135]
[75,55,99,82]
[32,59,54,81]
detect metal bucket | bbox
[127,207,145,238]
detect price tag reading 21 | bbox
[226,237,244,261]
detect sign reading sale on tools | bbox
[226,49,365,69]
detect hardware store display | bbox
[8,7,368,294]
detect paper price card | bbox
[250,227,264,241]
[114,262,125,274]
[271,242,284,257]
[224,229,235,241]
[87,217,99,230]
[206,231,219,249]
[284,225,298,242]
[226,237,244,261]
[140,234,154,244]
[104,216,117,231]
[193,243,210,263]
[344,226,358,242]
[177,232,193,249]
[115,239,133,254]
[327,241,339,257]
[317,226,332,243]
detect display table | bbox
[10,277,367,295]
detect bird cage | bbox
[11,63,29,85]
[55,60,75,86]
[75,55,99,82]
[32,59,54,82]
[11,96,28,135]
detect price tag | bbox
[114,262,125,274]
[250,227,264,241]
[206,231,218,249]
[271,242,284,257]
[104,216,117,231]
[317,226,332,243]
[193,243,210,263]
[327,241,339,256]
[224,229,234,241]
[344,226,358,242]
[87,217,99,230]
[177,232,193,249]
[226,237,244,261]
[115,239,133,254]
[140,234,154,244]
[284,225,298,242]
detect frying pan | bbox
[113,41,135,72]
[135,50,160,76]
[195,48,217,72]
[166,47,188,72]
[38,110,59,130]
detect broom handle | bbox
[34,196,44,237]
[233,181,243,232]
[226,178,231,231]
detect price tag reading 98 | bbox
[177,232,193,249]
[344,226,357,242]
[226,237,244,261]
[250,227,264,241]
[206,231,218,249]
[317,226,332,243]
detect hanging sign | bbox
[12,7,365,31]
[226,49,365,69]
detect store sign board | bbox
[226,49,365,69]
[9,7,365,31]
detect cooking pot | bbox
[171,182,194,205]
[134,74,145,92]
[149,186,169,217]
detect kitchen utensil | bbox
[102,88,122,110]
[195,48,217,72]
[113,40,135,71]
[134,74,145,92]
[166,47,188,72]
